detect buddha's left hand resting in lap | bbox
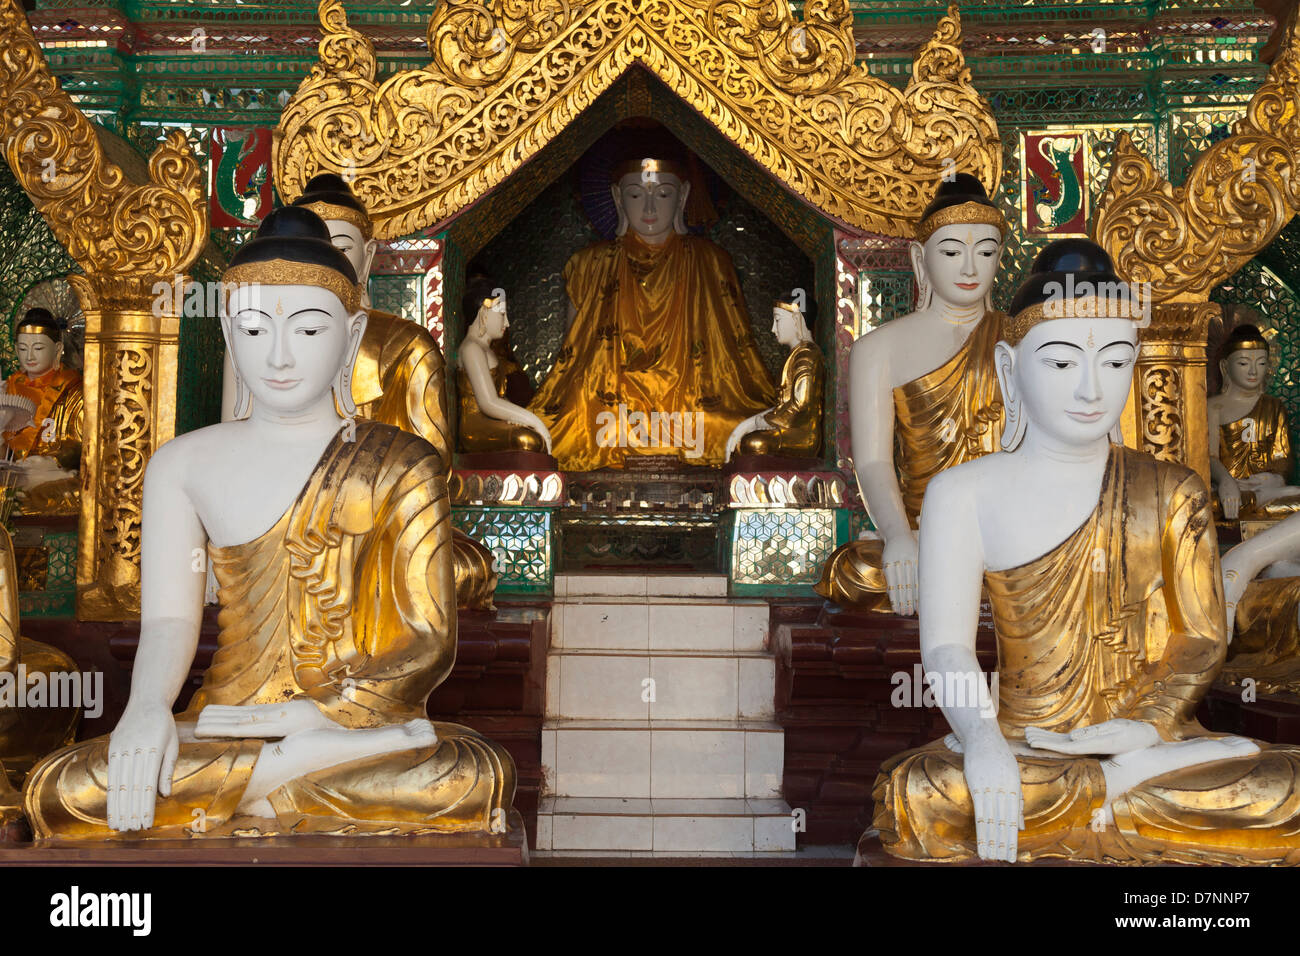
[873,239,1300,865]
[24,207,515,839]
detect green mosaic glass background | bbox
[18,528,77,618]
[451,506,554,594]
[726,507,848,595]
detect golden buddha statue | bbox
[725,298,824,460]
[527,148,777,470]
[873,240,1300,866]
[0,521,79,828]
[816,175,1007,614]
[457,278,552,456]
[0,308,84,515]
[1209,324,1300,519]
[1217,511,1300,696]
[25,208,515,839]
[217,173,498,610]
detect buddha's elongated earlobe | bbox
[612,185,628,237]
[673,181,691,235]
[219,312,253,419]
[994,341,1026,452]
[334,308,367,418]
[909,241,933,311]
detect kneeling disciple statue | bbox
[872,239,1300,865]
[25,207,516,839]
[457,278,553,456]
[724,297,823,462]
[1209,324,1300,519]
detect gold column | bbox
[0,0,206,620]
[1120,303,1214,486]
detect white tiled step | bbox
[541,718,784,799]
[536,796,798,852]
[550,599,768,652]
[556,573,729,599]
[545,648,776,720]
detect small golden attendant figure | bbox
[25,208,516,839]
[724,296,823,462]
[1208,323,1300,519]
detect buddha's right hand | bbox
[194,700,335,739]
[1219,476,1242,519]
[963,735,1024,863]
[106,704,179,832]
[882,531,919,616]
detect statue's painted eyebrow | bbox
[288,308,334,320]
[233,308,272,320]
[1035,340,1083,351]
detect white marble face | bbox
[921,223,1002,308]
[1014,316,1137,447]
[15,332,60,377]
[1221,348,1268,392]
[326,220,370,286]
[613,171,687,242]
[771,307,804,348]
[224,283,356,415]
[477,292,509,341]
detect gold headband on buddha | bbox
[1002,294,1137,346]
[612,158,689,183]
[222,259,362,313]
[774,300,802,314]
[1222,336,1270,357]
[15,322,61,337]
[298,200,374,240]
[915,201,1008,244]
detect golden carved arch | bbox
[274,0,1001,239]
[1095,6,1300,305]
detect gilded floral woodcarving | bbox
[1095,7,1300,304]
[274,0,1002,239]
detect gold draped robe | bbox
[23,422,516,840]
[816,310,1005,606]
[0,524,78,825]
[1220,576,1300,695]
[1217,394,1300,516]
[457,362,545,454]
[352,308,497,609]
[529,233,776,470]
[874,446,1300,865]
[737,341,824,458]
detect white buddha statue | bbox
[817,174,1007,615]
[25,208,515,838]
[1208,323,1300,519]
[872,239,1300,865]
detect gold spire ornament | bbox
[274,0,1001,239]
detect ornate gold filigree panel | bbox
[1095,7,1300,305]
[275,0,1001,240]
[1118,303,1215,484]
[0,0,206,620]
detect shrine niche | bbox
[273,0,1001,591]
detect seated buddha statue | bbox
[0,521,79,828]
[725,297,824,462]
[816,174,1007,615]
[527,147,777,470]
[24,208,516,839]
[221,173,498,611]
[1218,511,1300,695]
[872,239,1300,866]
[1209,324,1300,519]
[0,308,83,513]
[457,278,552,457]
